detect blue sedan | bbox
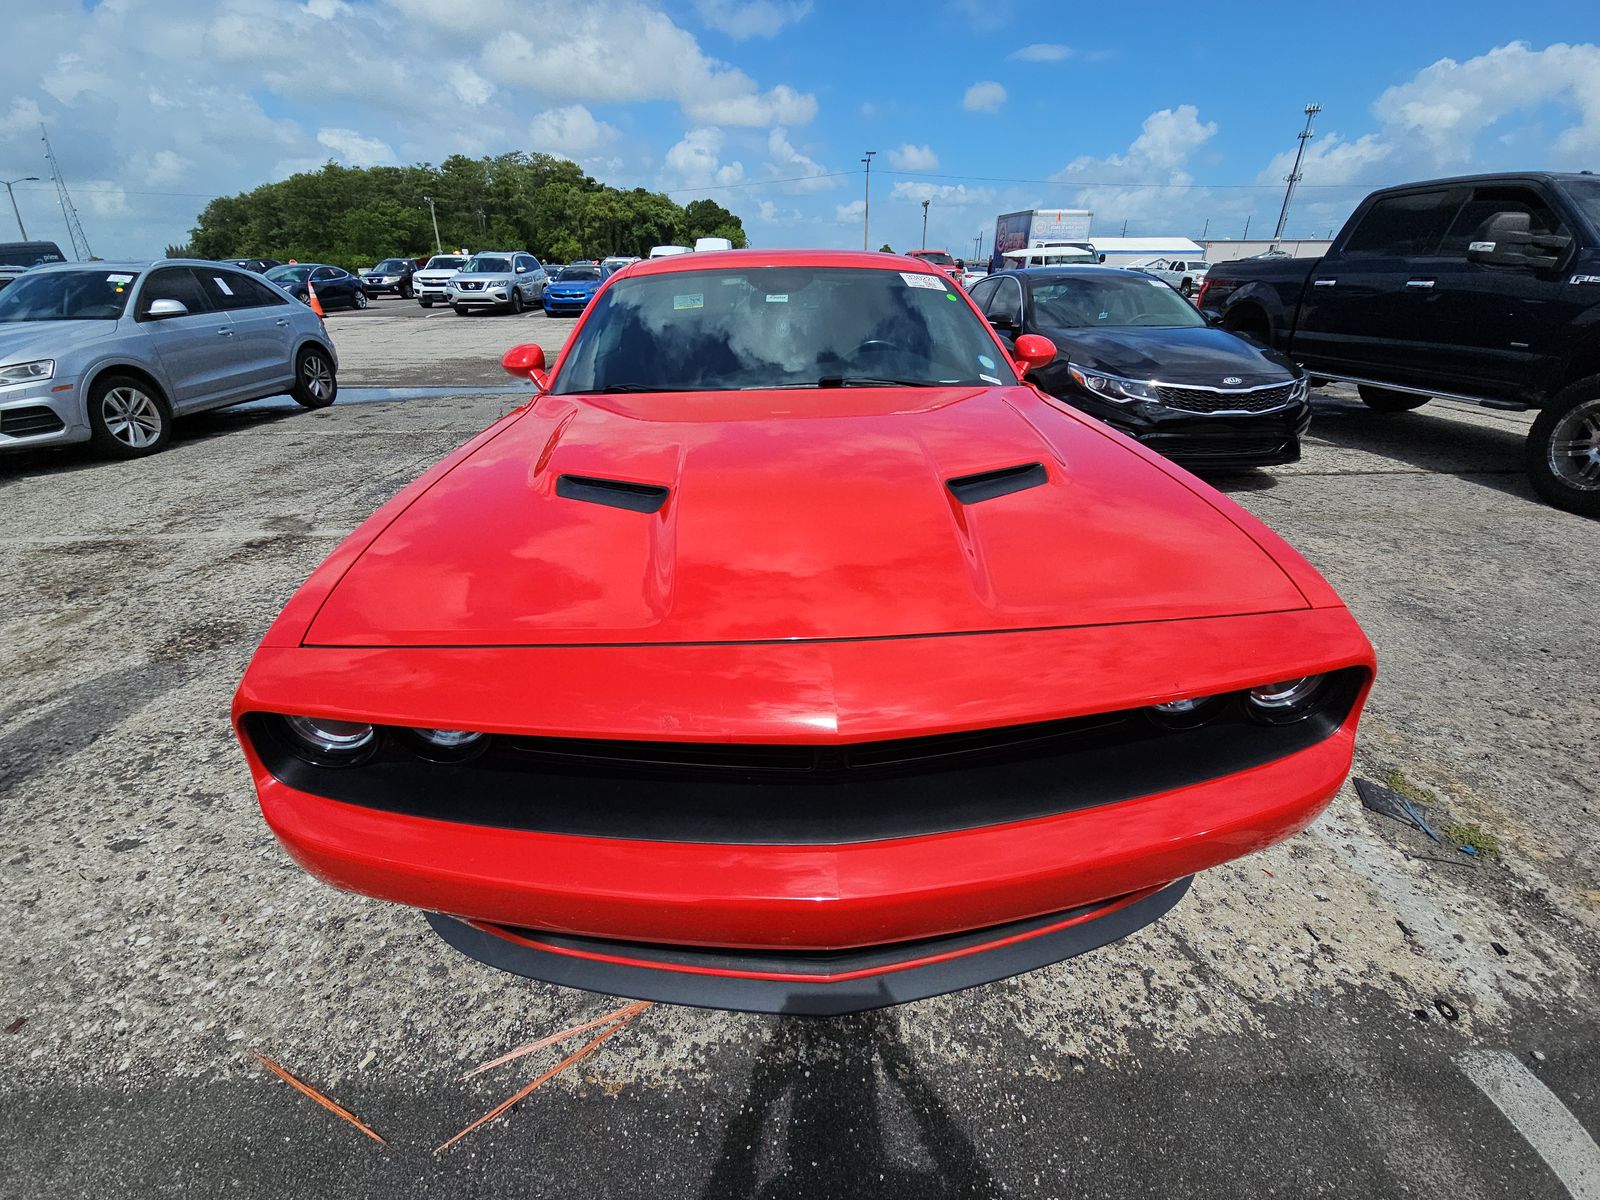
[541,263,612,316]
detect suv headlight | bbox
[1067,365,1158,403]
[487,278,510,288]
[0,359,54,385]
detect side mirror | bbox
[1467,211,1571,269]
[515,265,528,273]
[987,313,1017,333]
[145,298,189,319]
[1011,332,1057,374]
[501,343,549,391]
[1097,253,1107,263]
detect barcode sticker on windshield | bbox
[901,273,947,290]
[106,273,133,283]
[673,293,704,310]
[765,293,788,303]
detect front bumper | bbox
[449,288,512,308]
[235,609,1372,1007]
[0,377,87,450]
[1067,392,1312,469]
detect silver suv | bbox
[0,260,338,459]
[446,252,547,315]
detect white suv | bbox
[413,253,469,308]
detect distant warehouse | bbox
[1090,237,1206,267]
[1200,238,1333,262]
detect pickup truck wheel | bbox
[419,298,432,308]
[1358,385,1429,412]
[1527,378,1600,517]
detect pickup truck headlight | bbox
[0,359,54,385]
[1068,365,1158,403]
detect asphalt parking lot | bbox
[1,307,1597,1198]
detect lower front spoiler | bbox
[426,876,1192,1016]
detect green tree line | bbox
[173,153,747,268]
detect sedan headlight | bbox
[0,359,54,385]
[1068,365,1159,403]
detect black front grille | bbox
[457,281,484,291]
[1156,383,1297,413]
[1166,437,1288,458]
[0,405,66,437]
[245,668,1364,845]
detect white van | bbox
[692,237,734,253]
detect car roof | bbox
[625,248,947,277]
[983,265,1134,282]
[26,258,281,273]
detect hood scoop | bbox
[556,473,670,514]
[946,462,1048,505]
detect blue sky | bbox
[4,0,1598,258]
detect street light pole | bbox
[860,150,876,251]
[3,176,39,240]
[1272,103,1321,247]
[422,194,442,255]
[920,199,929,250]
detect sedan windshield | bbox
[464,256,511,274]
[554,266,1017,393]
[0,270,138,322]
[1030,275,1205,329]
[266,266,312,283]
[557,266,602,281]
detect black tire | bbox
[509,288,524,315]
[1526,376,1600,517]
[419,297,433,308]
[291,346,338,409]
[87,373,171,459]
[400,281,413,300]
[352,289,368,311]
[1221,308,1270,345]
[1357,384,1429,412]
[454,304,469,316]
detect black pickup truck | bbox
[1198,173,1600,515]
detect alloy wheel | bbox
[1548,397,1600,490]
[102,386,163,449]
[302,355,334,402]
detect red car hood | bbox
[305,386,1308,647]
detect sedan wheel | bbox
[353,289,369,310]
[88,375,170,459]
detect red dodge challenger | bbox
[233,250,1374,1015]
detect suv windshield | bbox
[425,256,465,270]
[1030,274,1205,328]
[372,259,409,272]
[553,266,1017,393]
[463,256,511,274]
[0,269,138,322]
[557,266,602,281]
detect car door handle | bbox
[1312,278,1336,287]
[275,318,291,326]
[1405,279,1435,289]
[216,327,234,336]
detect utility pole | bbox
[1201,217,1210,239]
[422,195,442,255]
[3,176,39,239]
[1120,219,1128,236]
[1272,103,1321,247]
[860,150,876,251]
[920,199,929,249]
[40,124,91,260]
[1243,214,1251,240]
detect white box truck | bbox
[990,209,1093,272]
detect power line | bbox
[882,168,1378,190]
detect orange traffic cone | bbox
[305,279,326,318]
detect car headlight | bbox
[1068,365,1158,403]
[0,359,54,385]
[281,715,375,762]
[1148,693,1224,728]
[407,727,488,761]
[1246,675,1328,724]
[487,279,510,288]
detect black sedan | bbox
[968,267,1310,468]
[263,263,368,311]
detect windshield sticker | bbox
[901,272,946,290]
[673,293,704,310]
[106,273,133,283]
[977,354,996,370]
[979,373,1003,385]
[212,276,235,295]
[765,293,789,303]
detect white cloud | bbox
[890,181,994,207]
[963,81,1006,114]
[315,127,395,167]
[0,98,43,138]
[530,105,620,155]
[144,150,193,185]
[1008,43,1072,62]
[450,64,494,107]
[665,127,744,187]
[888,143,939,171]
[765,126,835,190]
[694,0,812,39]
[1049,105,1217,225]
[835,198,865,224]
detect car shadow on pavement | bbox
[701,1009,999,1200]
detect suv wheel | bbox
[509,288,524,315]
[400,280,413,300]
[291,346,338,409]
[1528,376,1600,517]
[1357,384,1429,412]
[88,374,171,459]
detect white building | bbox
[1200,238,1332,262]
[1087,237,1205,267]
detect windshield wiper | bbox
[816,376,951,388]
[593,383,701,393]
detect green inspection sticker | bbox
[673,293,704,310]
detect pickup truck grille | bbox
[1156,382,1297,414]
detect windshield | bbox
[372,259,409,272]
[425,256,465,270]
[557,266,602,281]
[266,265,312,283]
[463,256,511,274]
[1562,179,1600,235]
[912,251,957,266]
[1029,275,1205,329]
[553,266,1017,393]
[0,269,138,322]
